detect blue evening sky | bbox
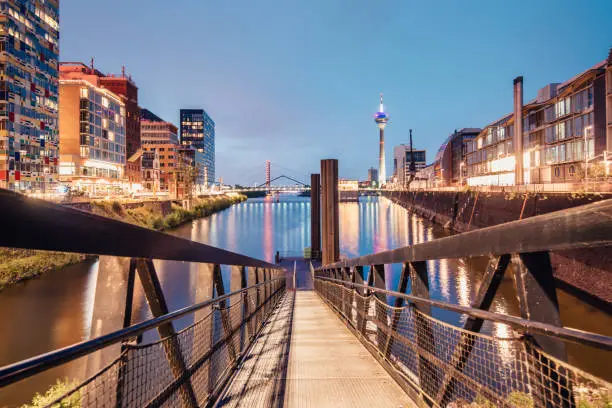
[60,0,612,185]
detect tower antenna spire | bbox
[379,93,384,111]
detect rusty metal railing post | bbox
[409,261,438,405]
[513,252,575,408]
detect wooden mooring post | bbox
[321,159,339,265]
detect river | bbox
[0,195,610,406]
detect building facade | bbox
[0,0,60,192]
[141,149,159,193]
[141,109,178,145]
[58,66,126,195]
[179,108,214,187]
[433,128,480,186]
[99,70,141,187]
[367,167,378,186]
[466,57,609,186]
[393,144,427,187]
[141,143,194,198]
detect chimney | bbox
[513,76,524,185]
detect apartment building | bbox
[466,53,610,186]
[59,64,126,195]
[141,108,178,145]
[0,0,60,192]
[393,145,427,187]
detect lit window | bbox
[101,97,109,108]
[80,88,88,99]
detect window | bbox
[545,126,556,143]
[555,97,570,118]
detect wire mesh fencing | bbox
[315,279,612,408]
[41,279,286,408]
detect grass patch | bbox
[0,249,88,291]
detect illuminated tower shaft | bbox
[379,127,386,185]
[374,93,389,186]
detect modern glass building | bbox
[0,0,60,192]
[58,65,126,195]
[179,108,214,187]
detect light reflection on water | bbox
[0,194,611,406]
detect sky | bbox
[60,0,612,186]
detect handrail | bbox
[315,277,612,351]
[317,198,612,269]
[0,277,285,388]
[0,189,279,268]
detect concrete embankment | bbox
[384,190,612,309]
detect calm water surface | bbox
[0,195,610,406]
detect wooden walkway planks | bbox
[215,291,414,408]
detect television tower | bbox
[374,93,389,186]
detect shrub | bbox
[111,200,125,216]
[22,378,80,408]
[506,392,534,408]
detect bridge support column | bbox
[310,173,321,261]
[321,159,339,265]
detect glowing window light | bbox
[490,156,515,173]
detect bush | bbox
[22,378,80,408]
[111,200,124,216]
[506,392,534,408]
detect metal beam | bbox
[436,255,511,406]
[212,264,238,364]
[316,276,612,351]
[513,252,575,408]
[409,261,438,405]
[320,198,612,269]
[383,263,409,358]
[371,264,387,351]
[134,259,198,408]
[0,189,278,268]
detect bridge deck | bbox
[215,291,414,407]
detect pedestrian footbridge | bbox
[0,189,611,407]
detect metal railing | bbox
[0,189,287,407]
[314,198,612,408]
